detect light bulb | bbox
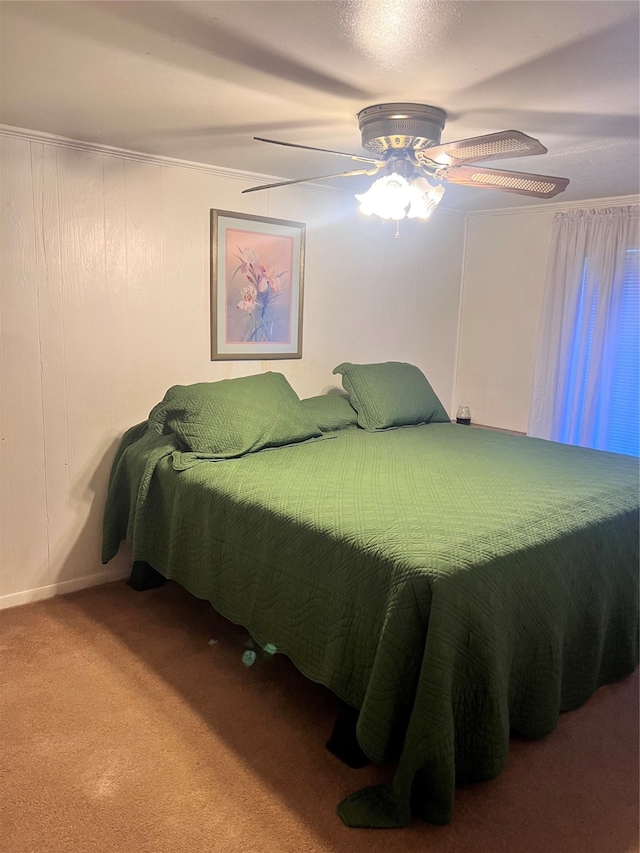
[356,174,445,220]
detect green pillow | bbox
[148,385,186,435]
[332,361,450,431]
[301,394,358,432]
[157,372,323,458]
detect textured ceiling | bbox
[1,0,638,212]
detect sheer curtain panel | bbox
[528,205,640,455]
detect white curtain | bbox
[528,205,640,450]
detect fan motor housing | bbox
[357,103,447,153]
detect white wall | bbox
[454,209,555,432]
[0,130,465,607]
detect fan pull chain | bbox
[395,221,400,239]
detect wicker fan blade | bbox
[445,165,569,198]
[254,137,382,165]
[418,130,547,167]
[242,164,383,194]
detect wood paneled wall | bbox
[0,132,465,606]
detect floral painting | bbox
[210,211,305,360]
[226,230,293,345]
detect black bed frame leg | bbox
[325,701,371,769]
[128,561,167,591]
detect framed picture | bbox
[210,209,306,360]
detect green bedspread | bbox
[102,422,639,828]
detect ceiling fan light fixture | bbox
[356,173,410,220]
[406,178,446,220]
[355,173,445,221]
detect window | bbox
[560,249,639,456]
[607,249,639,455]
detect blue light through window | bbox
[560,249,639,456]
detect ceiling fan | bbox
[242,103,570,219]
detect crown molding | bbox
[459,193,640,217]
[0,124,338,195]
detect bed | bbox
[102,364,639,829]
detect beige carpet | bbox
[1,580,638,853]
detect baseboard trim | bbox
[0,566,130,610]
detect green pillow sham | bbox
[332,361,450,431]
[153,372,323,458]
[301,394,358,432]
